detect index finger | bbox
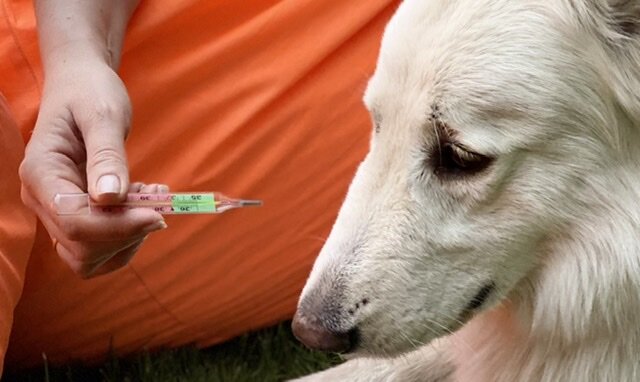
[53,205,165,242]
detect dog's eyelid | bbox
[430,138,495,179]
[448,142,487,159]
[449,142,477,154]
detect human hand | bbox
[19,55,167,278]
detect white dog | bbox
[291,0,640,381]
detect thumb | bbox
[80,108,131,204]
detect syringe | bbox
[54,192,262,216]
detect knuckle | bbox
[18,158,33,184]
[91,101,130,123]
[18,162,39,208]
[88,146,126,169]
[19,187,32,208]
[43,112,76,133]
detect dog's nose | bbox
[291,312,353,353]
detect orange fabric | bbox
[0,0,40,142]
[0,0,399,369]
[0,95,36,375]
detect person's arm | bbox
[35,0,139,72]
[34,0,139,202]
[20,0,167,278]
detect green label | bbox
[170,193,216,214]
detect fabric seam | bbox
[127,263,195,333]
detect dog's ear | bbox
[606,0,640,37]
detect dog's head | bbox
[293,0,640,356]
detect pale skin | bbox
[19,0,166,278]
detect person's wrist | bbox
[41,38,117,76]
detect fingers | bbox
[53,183,171,242]
[67,183,170,278]
[21,165,164,242]
[40,183,169,278]
[55,209,166,242]
[129,182,145,193]
[23,179,169,278]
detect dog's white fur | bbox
[294,0,640,381]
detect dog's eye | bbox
[435,142,493,178]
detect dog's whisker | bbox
[423,317,475,354]
[398,329,422,353]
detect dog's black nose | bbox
[291,312,353,353]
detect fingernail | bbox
[144,220,168,234]
[97,175,120,195]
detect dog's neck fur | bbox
[451,147,640,381]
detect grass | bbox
[2,321,342,382]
